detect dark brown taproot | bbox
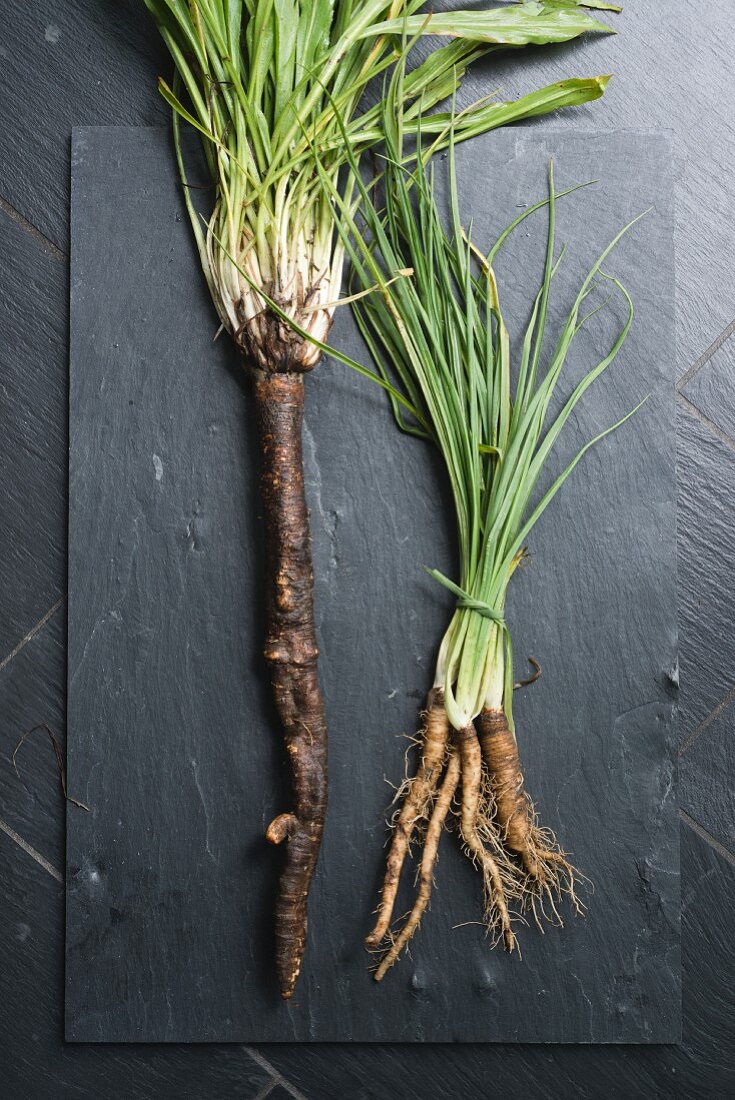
[253,368,328,999]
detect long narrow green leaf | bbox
[364,4,614,45]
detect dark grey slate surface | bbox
[6,807,732,1096]
[682,332,735,442]
[0,1,167,253]
[264,825,735,1099]
[0,210,67,656]
[676,405,735,740]
[453,0,735,379]
[0,603,66,871]
[66,124,677,1044]
[1,846,274,1100]
[680,712,735,851]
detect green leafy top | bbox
[143,1,616,369]
[322,72,642,728]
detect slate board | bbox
[66,125,678,1043]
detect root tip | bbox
[266,812,298,845]
[279,963,302,999]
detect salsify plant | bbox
[142,0,621,997]
[311,78,644,977]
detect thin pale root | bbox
[374,744,460,980]
[366,689,449,948]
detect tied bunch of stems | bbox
[144,0,621,997]
[314,67,643,976]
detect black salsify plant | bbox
[304,65,645,977]
[142,0,621,997]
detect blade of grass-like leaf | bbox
[171,75,219,316]
[158,77,218,140]
[397,76,611,155]
[363,4,615,45]
[498,395,647,584]
[544,1,622,10]
[487,182,594,264]
[490,273,635,575]
[526,160,557,407]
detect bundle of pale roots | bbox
[367,686,584,979]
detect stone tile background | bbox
[1,1,733,1095]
